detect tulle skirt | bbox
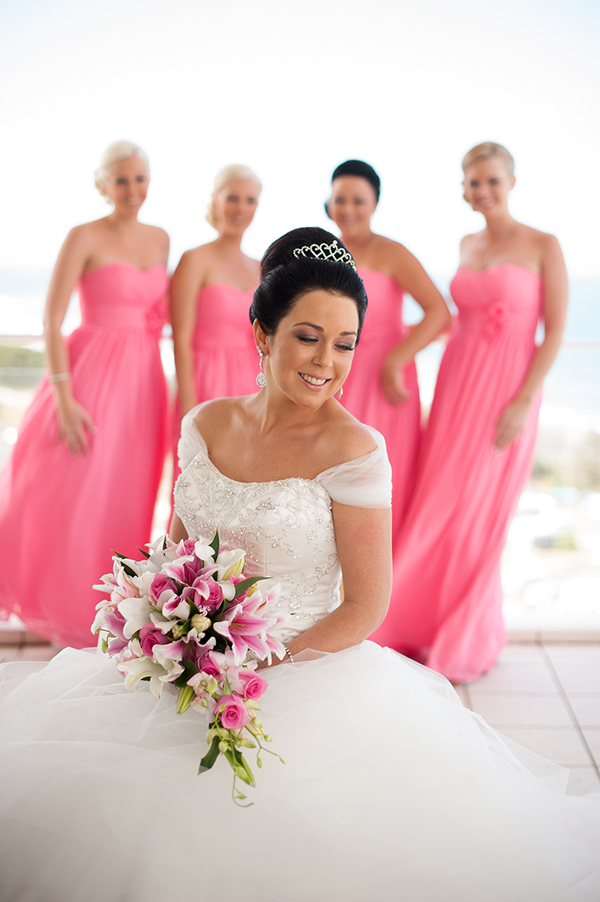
[0,641,598,901]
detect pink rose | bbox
[217,694,250,730]
[204,580,224,611]
[238,671,268,700]
[150,573,177,602]
[139,623,171,657]
[195,651,221,679]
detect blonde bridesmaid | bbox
[0,141,169,648]
[372,142,568,682]
[170,165,261,482]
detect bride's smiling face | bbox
[258,290,359,408]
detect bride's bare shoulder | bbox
[320,407,379,468]
[192,397,244,434]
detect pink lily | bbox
[213,592,278,665]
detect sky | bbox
[0,0,599,283]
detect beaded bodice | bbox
[173,410,392,644]
[174,451,340,644]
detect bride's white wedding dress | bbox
[1,407,599,901]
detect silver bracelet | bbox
[282,643,295,664]
[49,372,71,384]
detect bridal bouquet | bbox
[92,532,285,803]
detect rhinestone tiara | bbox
[292,240,357,271]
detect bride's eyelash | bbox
[296,334,355,352]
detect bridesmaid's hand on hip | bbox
[380,354,411,407]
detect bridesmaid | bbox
[170,164,261,481]
[371,142,568,682]
[326,160,450,540]
[0,140,169,648]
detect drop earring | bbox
[337,387,344,400]
[256,347,268,388]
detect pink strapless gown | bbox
[371,265,542,681]
[171,283,257,481]
[0,263,169,648]
[341,269,420,540]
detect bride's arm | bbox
[276,502,393,661]
[170,513,187,543]
[171,492,393,659]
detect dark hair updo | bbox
[331,159,381,201]
[249,227,368,343]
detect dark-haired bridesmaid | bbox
[326,160,450,541]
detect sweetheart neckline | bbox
[456,263,542,278]
[81,262,166,278]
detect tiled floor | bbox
[2,632,600,796]
[455,642,600,795]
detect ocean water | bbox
[1,269,599,416]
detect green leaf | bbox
[198,736,221,775]
[112,552,137,578]
[137,547,151,559]
[233,576,269,598]
[209,530,220,558]
[173,658,198,689]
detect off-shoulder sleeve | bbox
[177,405,208,471]
[315,428,392,509]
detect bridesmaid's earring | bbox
[256,348,268,389]
[337,387,344,400]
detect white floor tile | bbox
[470,663,557,693]
[0,647,22,663]
[551,663,600,694]
[566,767,600,796]
[496,643,546,664]
[567,697,600,728]
[495,727,593,767]
[544,643,600,664]
[581,730,600,767]
[468,692,573,726]
[454,685,470,708]
[18,645,56,662]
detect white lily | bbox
[194,540,216,563]
[216,548,246,581]
[118,596,152,639]
[117,656,168,698]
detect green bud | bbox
[238,738,256,749]
[219,741,228,754]
[176,684,195,715]
[257,756,263,769]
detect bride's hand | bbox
[57,397,97,455]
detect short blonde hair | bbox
[94,140,150,200]
[206,164,262,229]
[461,142,515,177]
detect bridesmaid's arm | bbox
[43,226,96,455]
[381,245,451,406]
[494,235,568,450]
[267,503,393,664]
[170,251,202,417]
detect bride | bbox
[0,228,598,902]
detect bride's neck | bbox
[251,392,328,436]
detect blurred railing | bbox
[2,335,600,637]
